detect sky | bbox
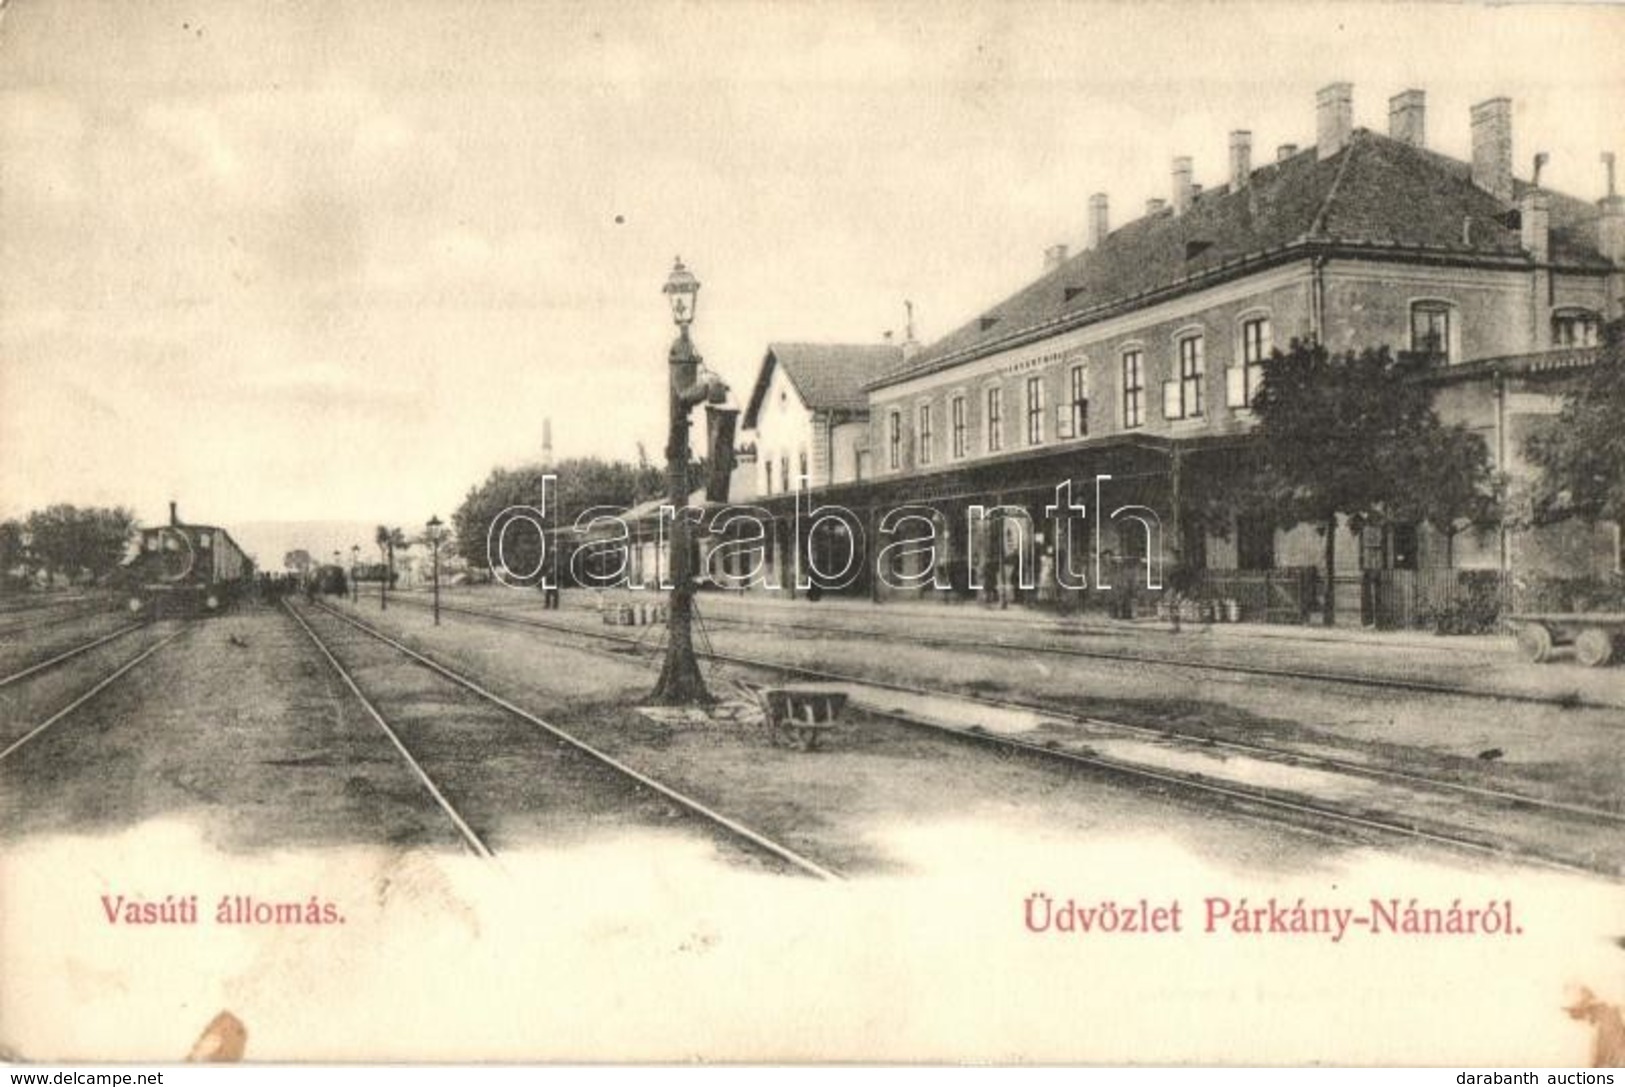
[2,0,1623,548]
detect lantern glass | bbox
[663,257,700,327]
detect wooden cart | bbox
[756,686,848,751]
[1507,613,1625,667]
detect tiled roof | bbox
[743,342,905,428]
[878,129,1617,388]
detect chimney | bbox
[1599,152,1624,265]
[1388,89,1426,148]
[901,300,920,362]
[169,501,178,526]
[1172,156,1193,215]
[1277,143,1299,163]
[1043,243,1070,274]
[541,417,553,467]
[1229,130,1252,190]
[1087,192,1109,249]
[1471,97,1513,203]
[1145,197,1167,216]
[1520,189,1549,264]
[1316,82,1354,160]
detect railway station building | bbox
[732,82,1624,627]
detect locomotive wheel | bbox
[1515,622,1555,663]
[1574,627,1618,668]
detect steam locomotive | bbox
[121,502,254,616]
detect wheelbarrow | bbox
[756,686,848,751]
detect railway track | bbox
[0,593,99,616]
[0,625,187,764]
[287,599,843,879]
[0,600,117,640]
[0,622,149,690]
[383,594,1622,879]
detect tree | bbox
[451,456,665,574]
[23,505,136,586]
[1523,318,1625,526]
[374,526,408,595]
[1243,341,1496,625]
[283,549,313,576]
[0,520,26,580]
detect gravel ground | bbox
[435,588,1624,815]
[676,589,1625,706]
[320,594,1483,879]
[0,602,468,852]
[0,606,136,677]
[289,602,802,871]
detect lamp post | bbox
[332,551,341,598]
[350,545,359,603]
[650,257,726,705]
[426,515,442,626]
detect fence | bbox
[1189,567,1319,625]
[1357,568,1511,632]
[1194,568,1621,633]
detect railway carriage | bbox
[121,502,254,616]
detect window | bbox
[1025,375,1044,445]
[1165,334,1204,419]
[1067,364,1089,438]
[1391,523,1420,571]
[888,411,902,470]
[1228,316,1271,409]
[779,455,789,493]
[986,386,1003,452]
[797,449,808,488]
[917,403,933,466]
[1121,350,1144,429]
[764,461,774,494]
[1552,310,1601,348]
[951,395,967,459]
[1410,301,1453,363]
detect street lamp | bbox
[350,545,359,603]
[332,551,340,598]
[650,257,726,705]
[426,515,442,627]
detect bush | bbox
[1418,570,1506,635]
[1514,573,1625,614]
